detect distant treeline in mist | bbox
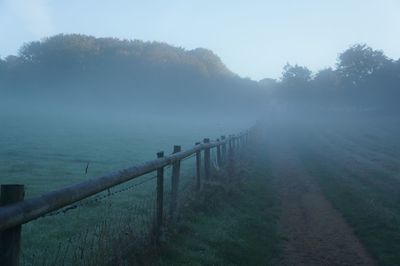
[262,44,400,114]
[1,35,399,116]
[0,34,263,116]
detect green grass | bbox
[156,149,281,265]
[0,114,243,197]
[0,113,249,265]
[293,129,400,266]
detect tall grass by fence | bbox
[0,128,252,266]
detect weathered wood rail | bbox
[0,129,251,265]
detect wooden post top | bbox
[1,185,25,206]
[173,145,181,153]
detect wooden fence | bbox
[0,129,251,266]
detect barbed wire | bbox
[38,153,198,219]
[41,175,157,218]
[181,153,196,162]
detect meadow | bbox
[0,110,250,265]
[2,110,400,265]
[263,117,400,265]
[152,117,400,265]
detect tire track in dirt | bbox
[264,128,375,266]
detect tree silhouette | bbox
[337,44,390,86]
[281,63,312,85]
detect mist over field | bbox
[2,35,400,137]
[1,2,400,264]
[0,35,264,201]
[0,35,267,119]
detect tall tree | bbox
[337,44,390,86]
[281,63,312,85]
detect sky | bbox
[0,0,399,80]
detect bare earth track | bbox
[265,128,375,266]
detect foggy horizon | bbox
[1,2,400,266]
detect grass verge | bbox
[155,152,281,265]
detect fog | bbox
[1,36,400,185]
[1,22,400,266]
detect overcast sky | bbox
[1,0,399,80]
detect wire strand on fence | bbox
[181,153,196,162]
[41,175,157,218]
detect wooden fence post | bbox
[228,138,234,182]
[235,135,238,152]
[221,136,226,164]
[170,145,181,221]
[155,151,164,242]
[203,138,211,180]
[230,135,235,157]
[0,184,25,266]
[216,139,222,167]
[234,136,238,155]
[195,142,201,191]
[232,135,236,153]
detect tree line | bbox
[0,34,264,116]
[266,44,400,114]
[1,35,399,116]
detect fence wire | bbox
[41,174,157,218]
[21,171,159,266]
[18,139,241,266]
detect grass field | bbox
[156,137,281,265]
[0,111,250,265]
[0,112,248,196]
[3,111,400,265]
[157,118,400,265]
[267,118,400,265]
[304,127,400,265]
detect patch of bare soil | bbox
[266,133,375,266]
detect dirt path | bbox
[265,129,375,266]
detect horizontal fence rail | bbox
[0,129,252,265]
